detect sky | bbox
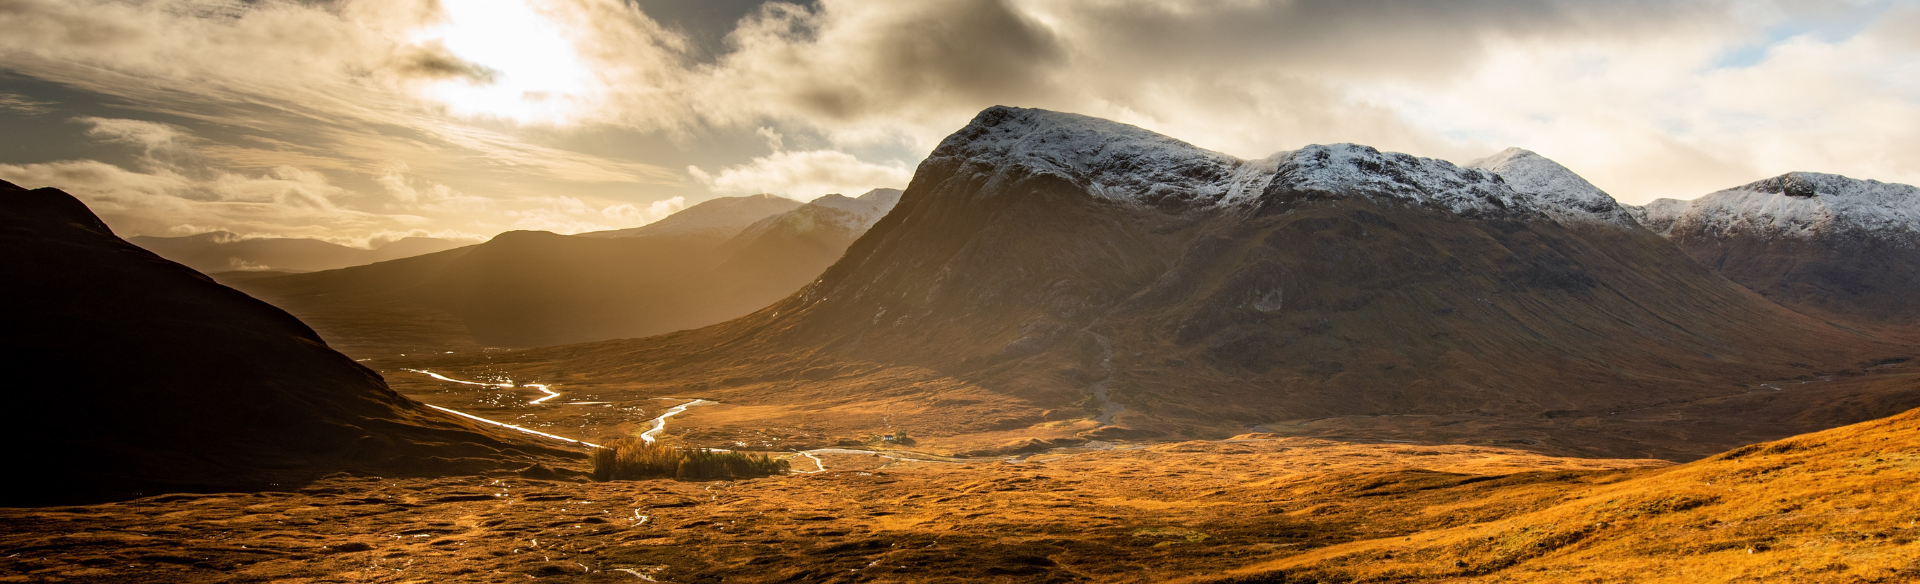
[0,0,1915,247]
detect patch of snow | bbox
[730,187,904,242]
[1656,172,1920,242]
[1624,198,1692,236]
[800,188,903,232]
[1466,147,1635,227]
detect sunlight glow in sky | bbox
[419,0,597,125]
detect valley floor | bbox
[0,439,1662,583]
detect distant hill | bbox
[129,231,467,273]
[224,189,901,352]
[0,180,576,505]
[579,193,802,239]
[424,106,1915,459]
[1628,172,1920,324]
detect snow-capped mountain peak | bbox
[1466,147,1636,227]
[936,107,1642,226]
[1651,172,1920,242]
[805,188,904,232]
[934,106,1270,209]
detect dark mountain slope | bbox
[429,107,1914,458]
[130,231,465,273]
[0,181,574,505]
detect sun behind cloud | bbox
[412,0,599,125]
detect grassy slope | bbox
[1216,375,1920,583]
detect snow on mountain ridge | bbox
[732,188,903,243]
[934,106,1270,209]
[1627,198,1692,235]
[804,188,903,232]
[936,107,1623,224]
[1655,172,1920,242]
[1466,147,1635,226]
[1278,143,1540,219]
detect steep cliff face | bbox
[437,107,1910,455]
[1629,172,1920,323]
[0,181,573,505]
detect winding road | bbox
[406,369,561,405]
[638,399,714,444]
[406,369,721,450]
[404,370,1105,470]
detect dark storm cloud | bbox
[1053,0,1717,81]
[390,41,498,83]
[709,0,1067,123]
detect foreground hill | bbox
[1629,172,1920,324]
[130,231,466,272]
[226,191,901,351]
[1227,390,1920,583]
[0,181,576,505]
[415,106,1915,459]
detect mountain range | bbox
[223,188,903,352]
[0,180,575,505]
[130,231,468,273]
[412,106,1918,459]
[1629,172,1920,324]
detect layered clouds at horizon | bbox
[0,0,1914,246]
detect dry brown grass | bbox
[1208,407,1920,583]
[589,437,788,481]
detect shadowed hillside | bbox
[130,231,466,273]
[225,191,901,352]
[0,181,578,505]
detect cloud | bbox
[0,0,684,240]
[2,0,1918,240]
[0,92,55,115]
[376,165,497,214]
[503,195,682,234]
[602,196,688,225]
[689,149,912,200]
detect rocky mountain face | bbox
[226,190,901,351]
[455,107,1912,457]
[129,231,467,273]
[1628,172,1920,323]
[0,181,573,505]
[579,193,802,239]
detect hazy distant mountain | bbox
[579,193,802,239]
[0,180,572,504]
[1626,172,1920,323]
[445,106,1912,458]
[129,231,467,273]
[225,189,901,352]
